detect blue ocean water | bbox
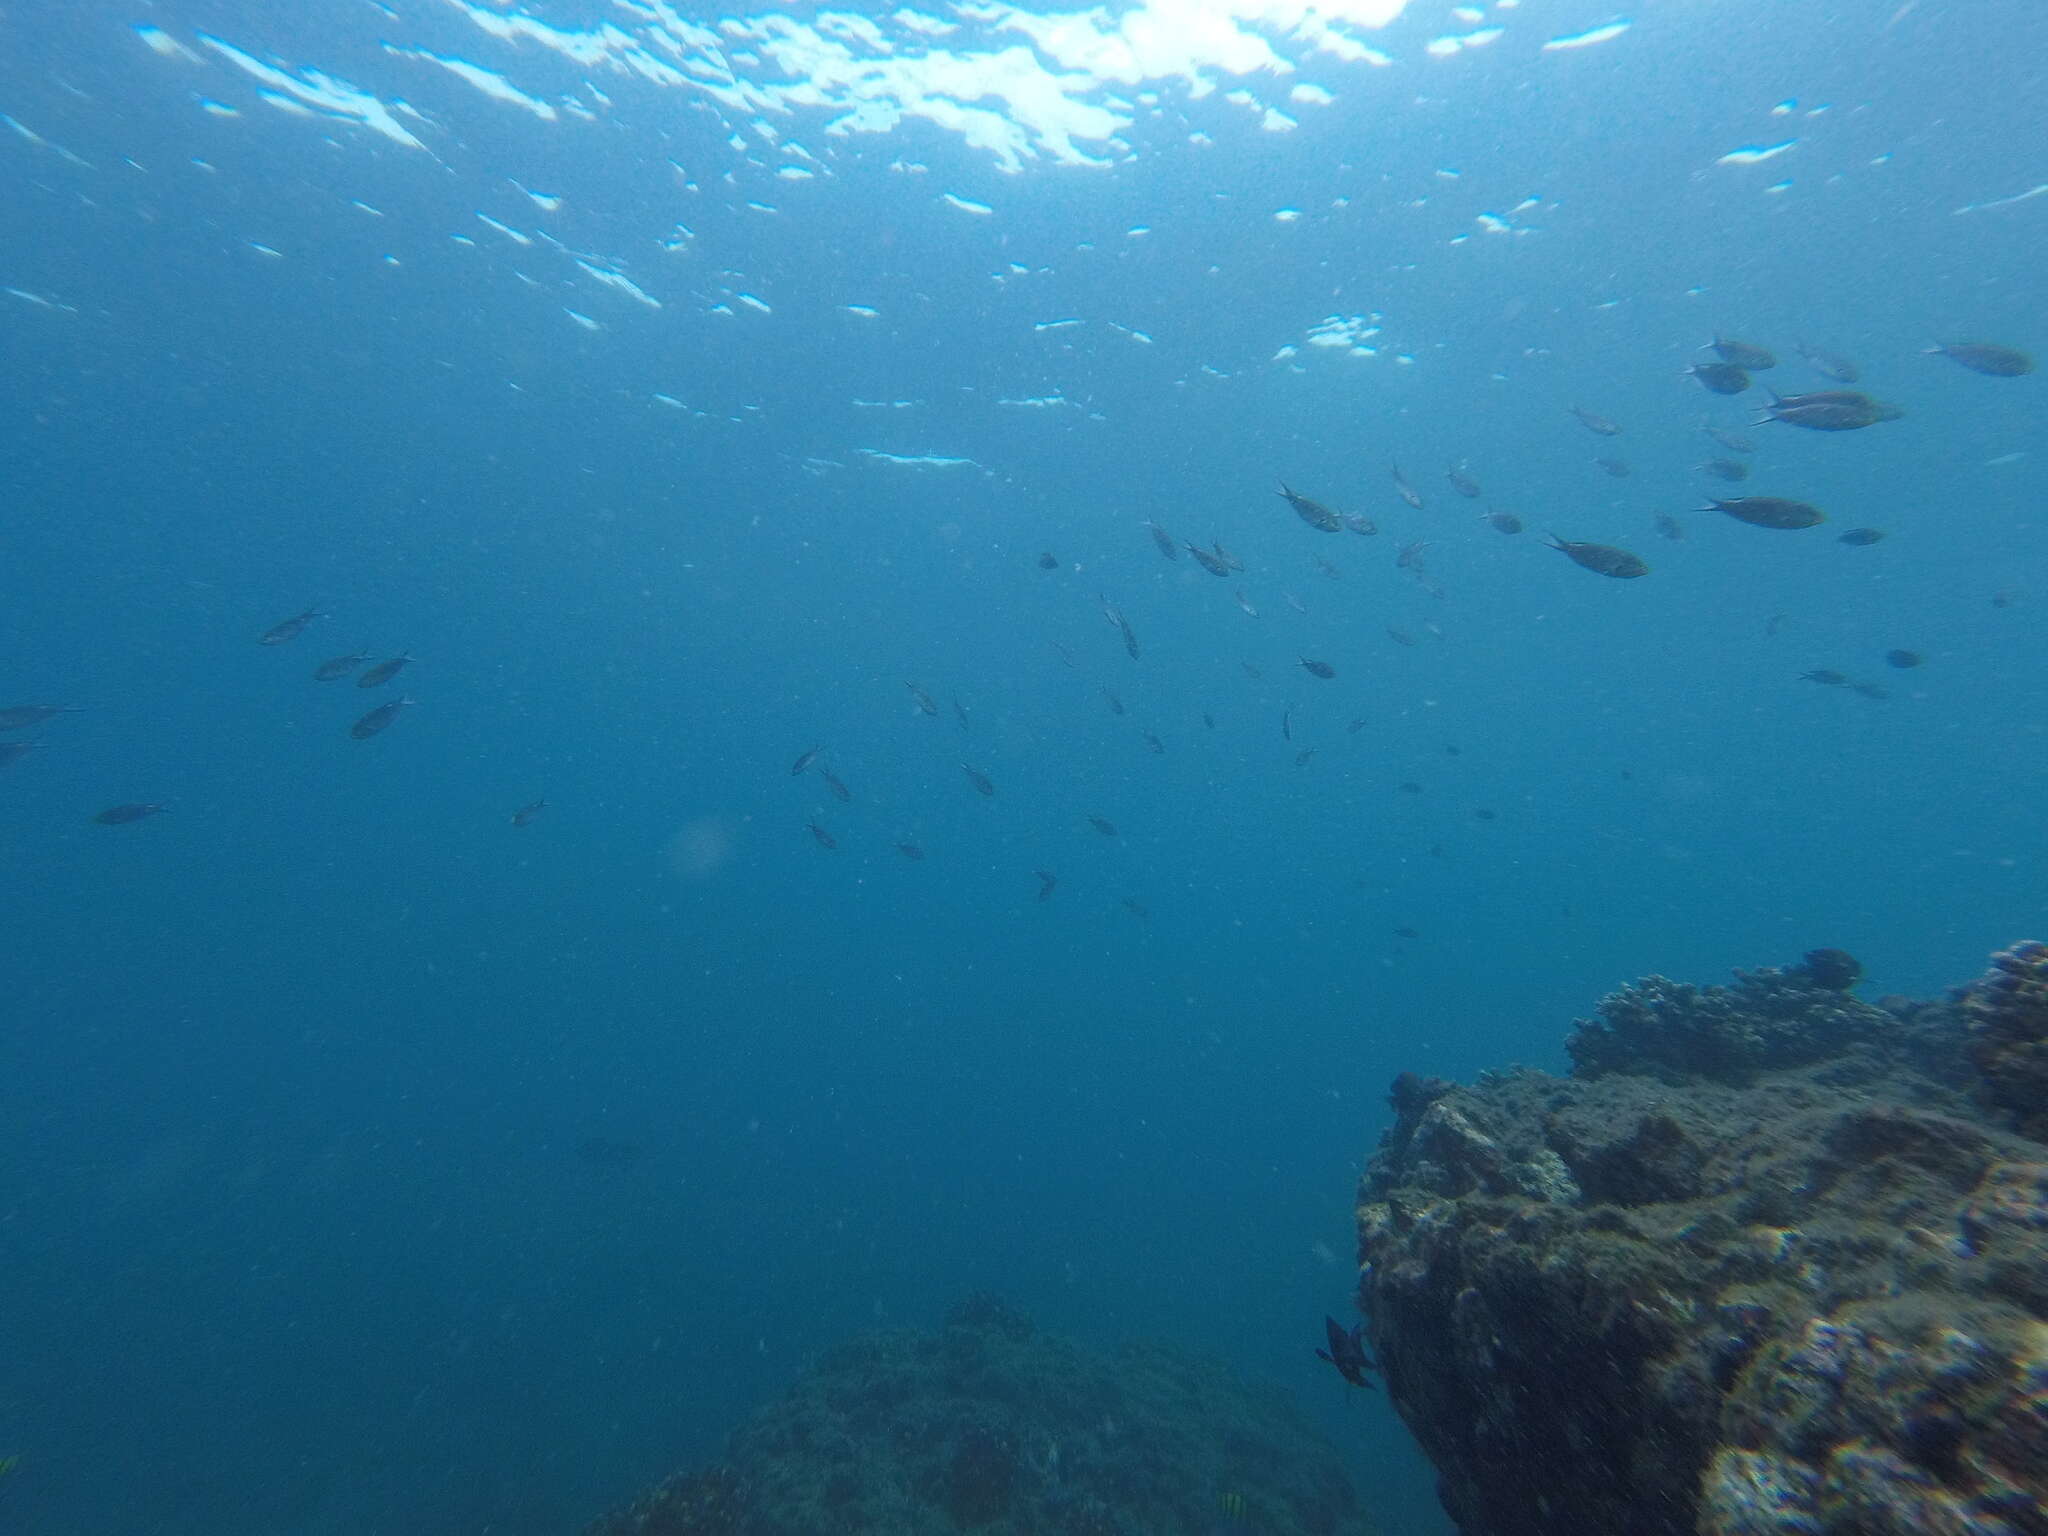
[1,1,2041,1530]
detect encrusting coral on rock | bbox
[1353,945,2048,1536]
[584,1294,1375,1536]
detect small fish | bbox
[1316,1316,1378,1390]
[1104,688,1125,716]
[1342,512,1378,536]
[1089,815,1119,837]
[1483,509,1523,534]
[258,607,324,645]
[1696,458,1750,482]
[1233,589,1259,618]
[1654,513,1687,541]
[807,820,838,850]
[1924,340,2033,377]
[1398,782,1422,794]
[350,696,415,739]
[1279,484,1343,533]
[1711,336,1777,370]
[510,799,548,826]
[952,697,970,732]
[1851,681,1891,700]
[1098,595,1141,660]
[1396,540,1432,572]
[1802,669,1848,686]
[1213,542,1246,572]
[1568,404,1622,436]
[1203,713,1215,729]
[1143,520,1179,558]
[820,769,852,802]
[1766,613,1788,636]
[1034,869,1058,901]
[1757,389,1902,432]
[961,763,995,796]
[1474,808,1497,821]
[93,802,168,825]
[313,650,374,681]
[906,682,939,716]
[1544,535,1649,578]
[1037,551,1060,570]
[1393,924,1420,938]
[1294,747,1317,767]
[1242,662,1263,680]
[0,739,46,768]
[1186,542,1231,577]
[1389,463,1424,510]
[1387,627,1416,647]
[1300,658,1336,679]
[0,704,84,731]
[1050,641,1078,668]
[896,841,926,860]
[1143,731,1165,754]
[1594,456,1631,478]
[1837,527,1886,546]
[1707,496,1825,530]
[1346,718,1368,734]
[1314,556,1340,580]
[1796,341,1860,383]
[1283,591,1308,615]
[356,653,413,689]
[1122,898,1150,921]
[1702,424,1756,454]
[1885,649,1924,669]
[790,744,825,776]
[1445,464,1482,498]
[1685,361,1751,395]
[1281,710,1291,742]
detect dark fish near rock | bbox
[1544,535,1648,578]
[258,607,324,645]
[314,650,374,681]
[1707,496,1825,530]
[1837,527,1886,546]
[1685,362,1750,395]
[356,653,413,689]
[1088,815,1118,837]
[906,682,939,716]
[1143,520,1179,559]
[1711,336,1776,370]
[510,799,548,826]
[1697,458,1749,482]
[1316,1316,1377,1389]
[1757,389,1902,431]
[1300,657,1336,679]
[350,696,415,739]
[1594,457,1631,478]
[1389,463,1424,509]
[791,744,825,775]
[1186,542,1231,577]
[1446,465,1482,498]
[0,704,84,730]
[1885,649,1924,669]
[1568,404,1622,436]
[1924,340,2032,377]
[94,802,168,825]
[1483,509,1523,534]
[807,820,837,850]
[1034,869,1057,901]
[1279,484,1342,533]
[1654,513,1686,541]
[1797,341,1859,383]
[960,763,995,796]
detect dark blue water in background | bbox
[1,1,2041,1530]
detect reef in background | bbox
[1355,943,2048,1536]
[583,1293,1375,1536]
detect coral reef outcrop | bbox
[1354,947,2048,1536]
[585,1294,1375,1536]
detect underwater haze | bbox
[1,0,2042,1530]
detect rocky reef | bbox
[1353,946,2048,1536]
[584,1294,1375,1536]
